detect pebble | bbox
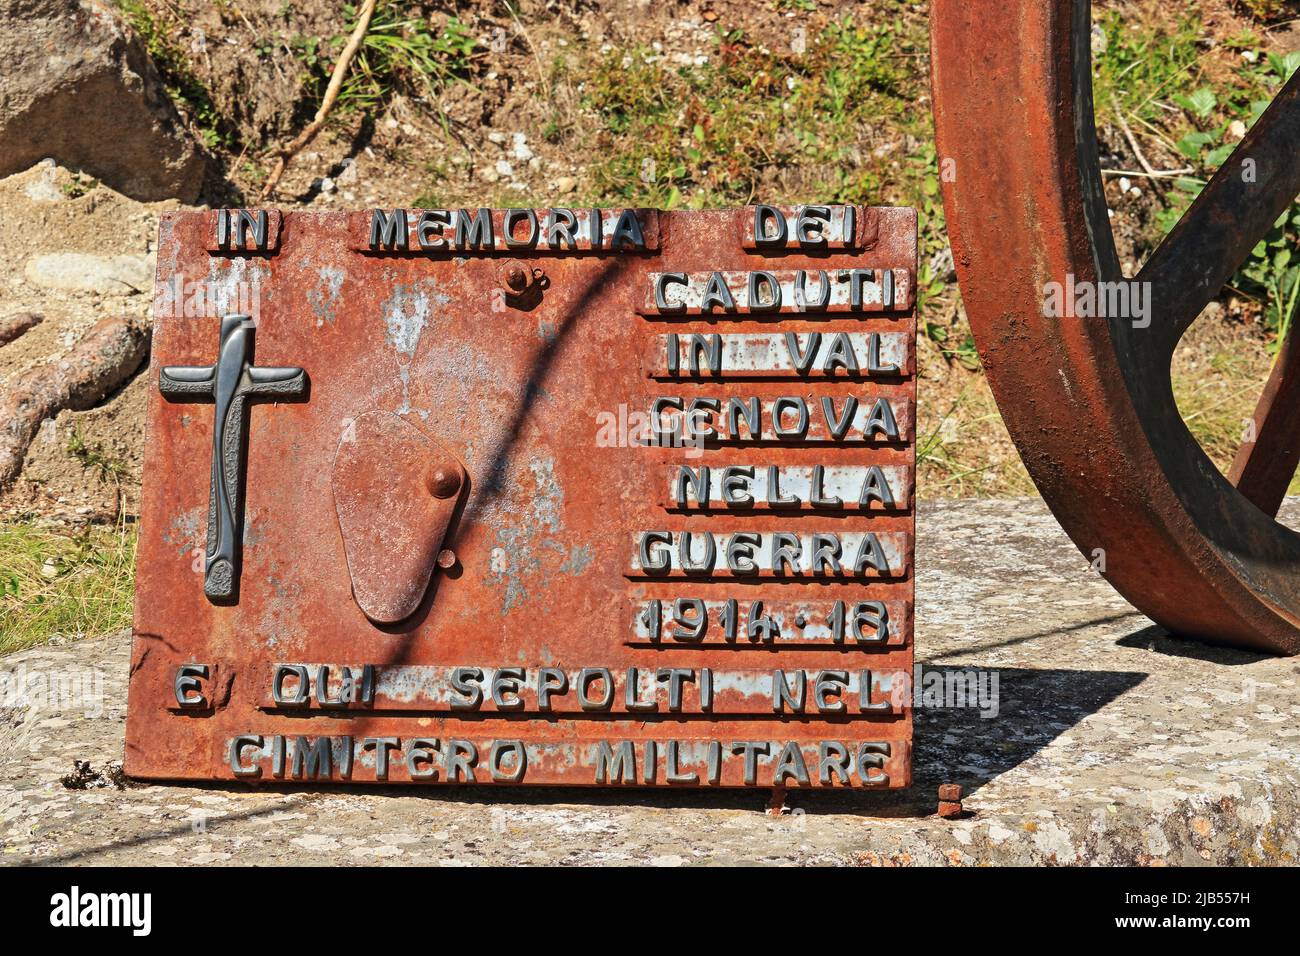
[189,851,232,865]
[23,163,64,203]
[511,132,533,162]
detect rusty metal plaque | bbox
[125,204,917,789]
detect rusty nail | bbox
[437,549,457,569]
[765,786,787,816]
[427,466,461,498]
[938,783,964,819]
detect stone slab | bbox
[2,498,1297,865]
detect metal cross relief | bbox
[159,314,307,601]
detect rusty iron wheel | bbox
[931,0,1300,653]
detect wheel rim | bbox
[931,0,1300,653]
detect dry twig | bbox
[1108,91,1160,181]
[260,0,378,200]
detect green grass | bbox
[1092,5,1205,133]
[561,4,970,355]
[574,8,923,210]
[0,522,137,656]
[1173,347,1268,469]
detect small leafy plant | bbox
[61,173,98,199]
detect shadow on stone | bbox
[1115,624,1276,666]
[34,661,1150,865]
[901,664,1146,810]
[948,609,1145,657]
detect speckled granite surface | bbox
[3,498,1298,865]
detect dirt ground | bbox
[0,163,175,524]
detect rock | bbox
[21,159,65,202]
[0,311,43,344]
[511,132,533,162]
[0,0,208,202]
[928,244,957,283]
[24,252,152,294]
[1090,22,1107,55]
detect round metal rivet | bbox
[428,467,461,498]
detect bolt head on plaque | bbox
[503,264,529,293]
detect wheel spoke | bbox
[1139,71,1300,358]
[1230,322,1300,516]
